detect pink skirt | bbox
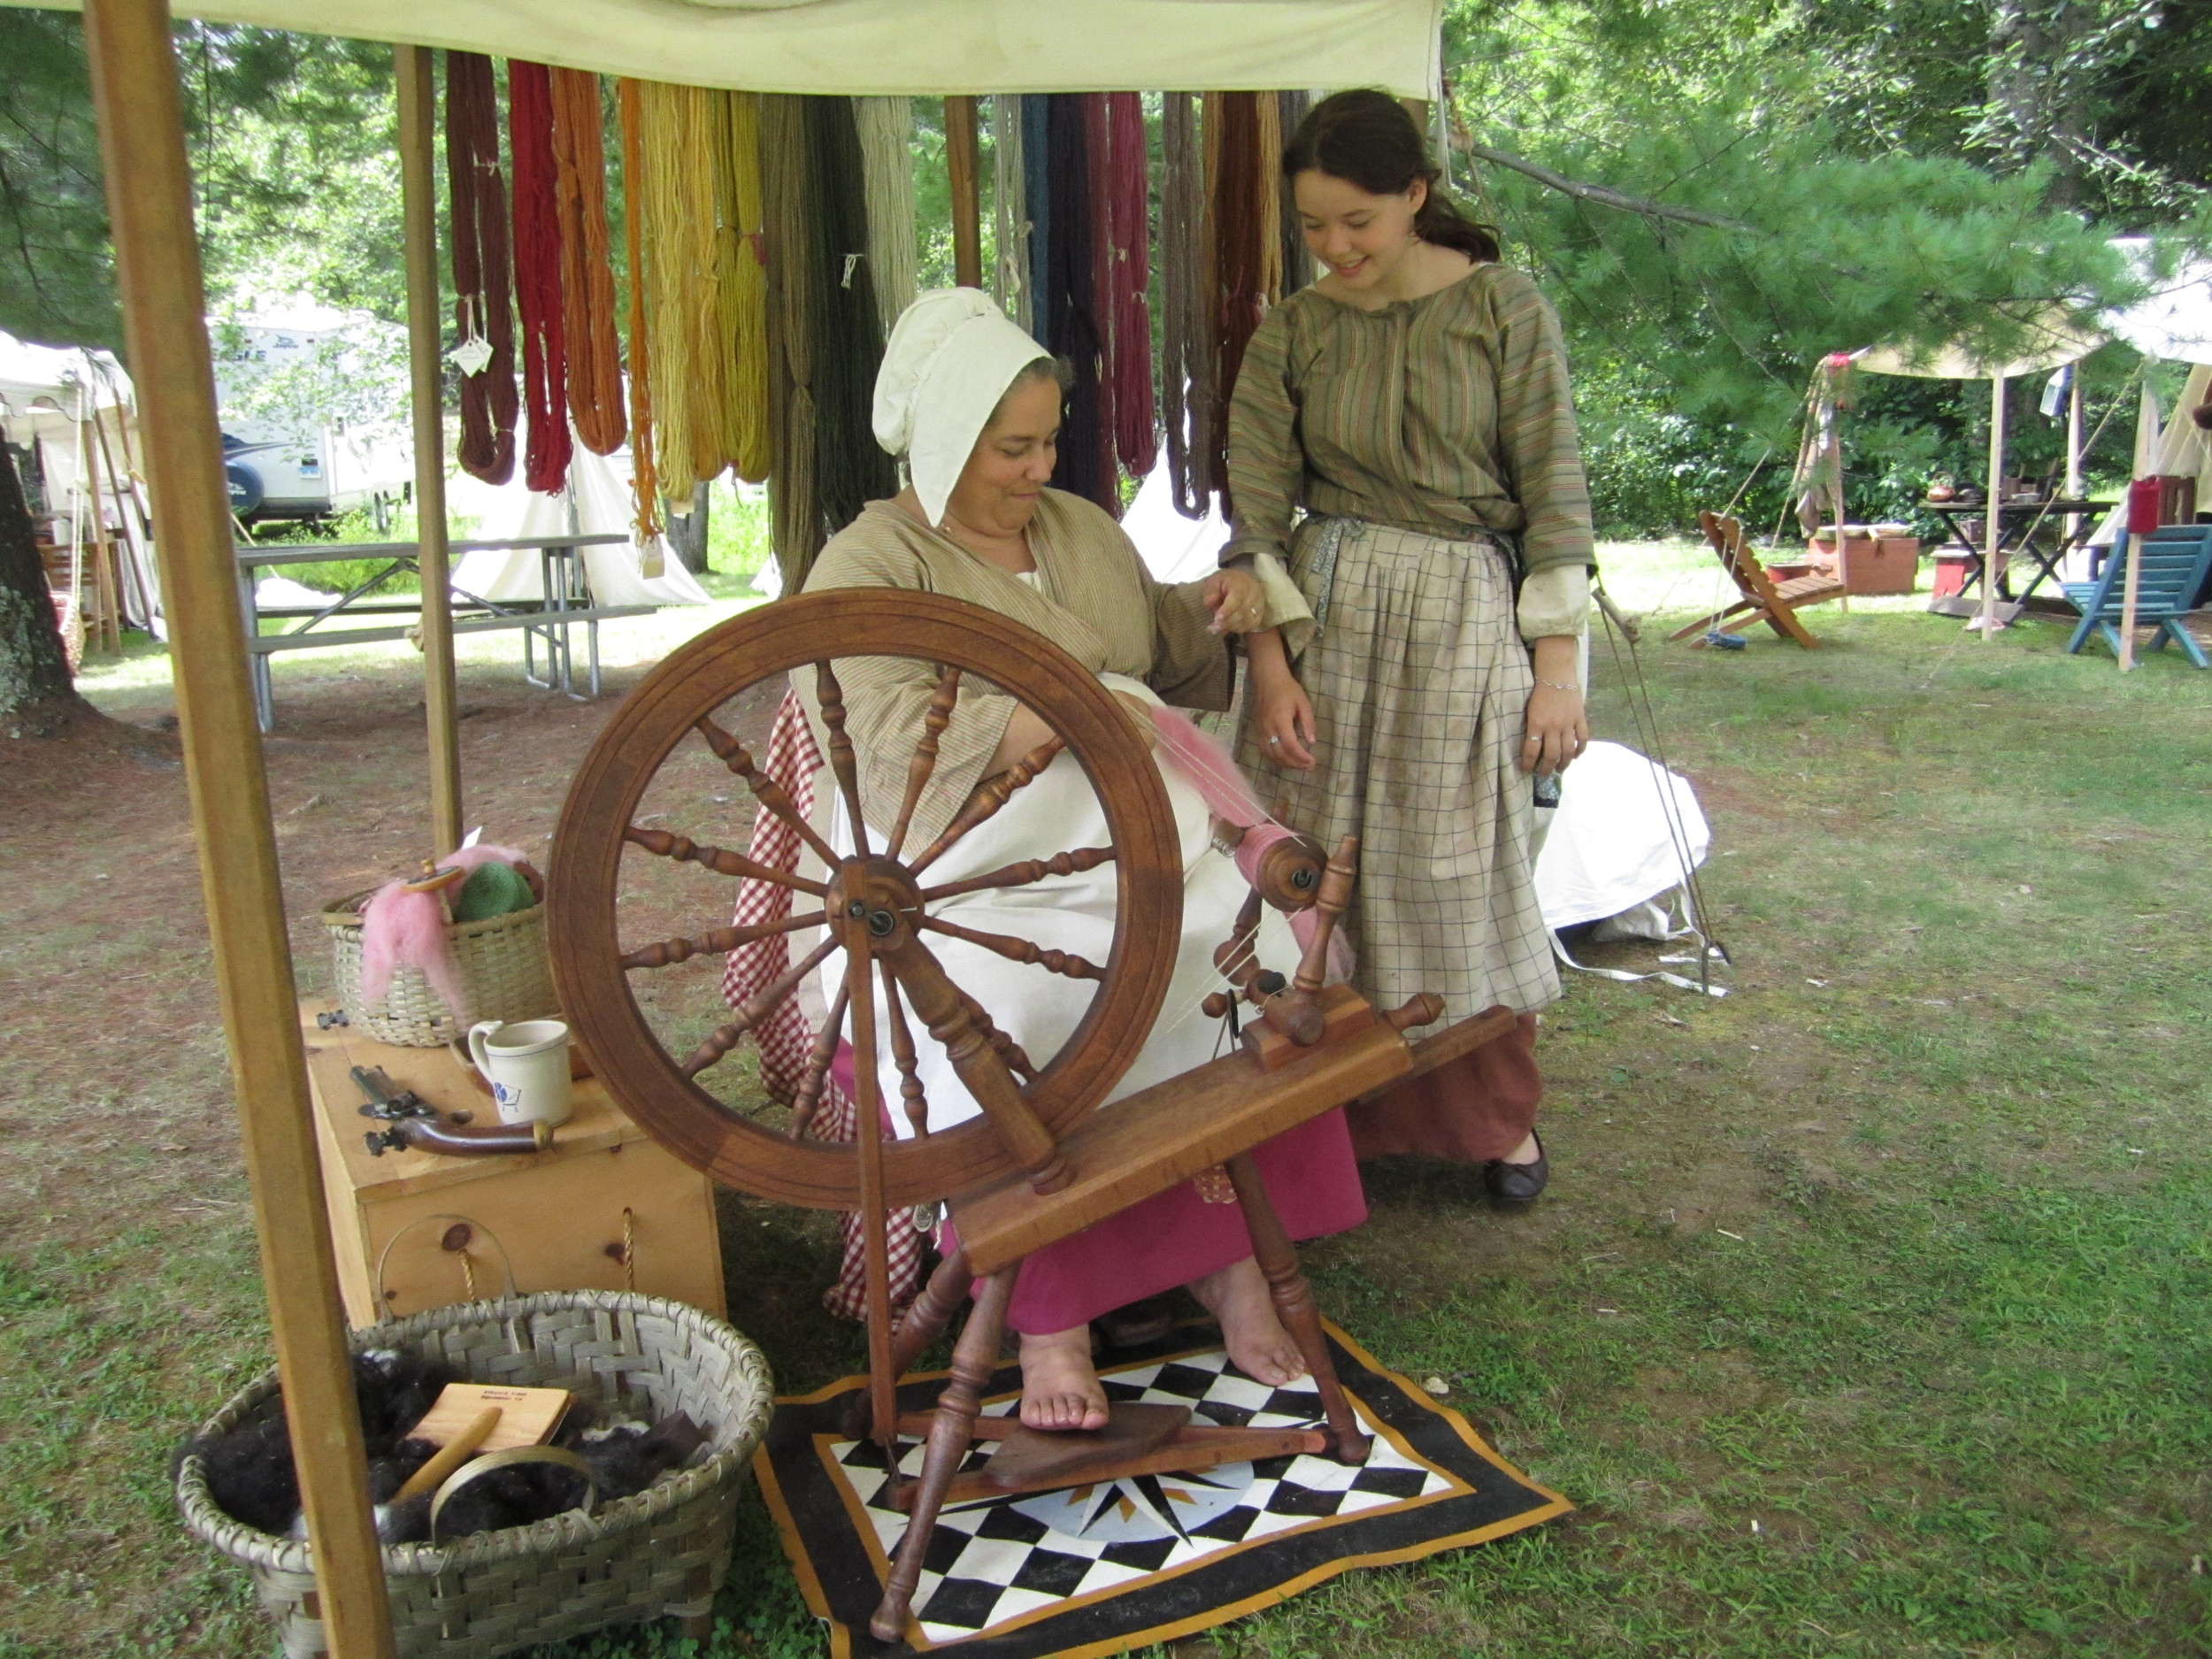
[940,1109,1367,1334]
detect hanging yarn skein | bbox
[445,51,518,486]
[549,66,626,457]
[1021,94,1053,353]
[991,94,1031,332]
[1101,90,1156,484]
[763,96,898,587]
[615,79,660,538]
[855,96,919,348]
[1044,94,1110,513]
[635,80,724,499]
[1159,92,1213,520]
[719,90,772,484]
[1277,88,1317,296]
[508,60,572,495]
[1207,91,1278,502]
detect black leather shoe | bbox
[1484,1134,1548,1204]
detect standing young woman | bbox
[1226,88,1593,1202]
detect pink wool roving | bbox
[1148,706,1353,984]
[357,843,532,1023]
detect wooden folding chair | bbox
[1671,510,1848,649]
[2062,523,2212,668]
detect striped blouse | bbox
[1223,265,1597,581]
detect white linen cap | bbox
[872,288,1052,529]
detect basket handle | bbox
[426,1445,597,1544]
[372,1212,519,1323]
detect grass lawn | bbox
[4,542,2208,1656]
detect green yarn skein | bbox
[452,859,536,922]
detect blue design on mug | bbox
[494,1081,520,1110]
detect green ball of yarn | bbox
[452,859,535,922]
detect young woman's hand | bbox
[1199,568,1267,634]
[1245,629,1317,769]
[1518,635,1587,774]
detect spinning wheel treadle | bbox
[549,591,1477,1647]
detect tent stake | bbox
[81,2,398,1653]
[398,45,465,854]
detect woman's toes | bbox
[1018,1332,1110,1432]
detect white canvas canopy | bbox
[2,0,1444,96]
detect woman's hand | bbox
[1245,629,1316,769]
[1518,635,1587,775]
[1112,690,1160,749]
[1199,568,1267,635]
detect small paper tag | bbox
[449,335,494,377]
[409,1382,572,1450]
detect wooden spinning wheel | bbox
[549,588,1187,1211]
[549,590,1507,1646]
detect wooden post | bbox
[944,95,984,290]
[2065,373,2085,552]
[2118,528,2144,672]
[1978,373,2006,640]
[81,415,123,651]
[397,45,464,855]
[80,4,398,1655]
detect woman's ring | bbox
[1268,735,1280,745]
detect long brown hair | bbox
[1281,89,1500,263]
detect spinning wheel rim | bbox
[549,590,1183,1210]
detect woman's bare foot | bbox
[1189,1256,1308,1386]
[1018,1326,1110,1431]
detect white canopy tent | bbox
[41,4,1450,1654]
[0,329,160,633]
[5,0,1444,95]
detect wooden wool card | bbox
[408,1382,572,1451]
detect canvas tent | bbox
[0,329,160,632]
[29,3,1448,1653]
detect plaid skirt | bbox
[1237,516,1560,1021]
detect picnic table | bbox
[1921,497,2111,624]
[236,532,655,729]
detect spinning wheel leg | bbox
[872,1264,1018,1643]
[1225,1152,1371,1465]
[843,1247,976,1442]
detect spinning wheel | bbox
[550,590,1501,1646]
[549,589,1186,1211]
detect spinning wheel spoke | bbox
[681,933,841,1078]
[918,914,1105,981]
[907,734,1066,875]
[954,986,1037,1082]
[918,844,1114,902]
[621,910,826,970]
[812,662,871,859]
[885,664,962,860]
[879,962,930,1139]
[787,983,850,1141]
[625,825,828,897]
[695,715,841,869]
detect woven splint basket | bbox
[176,1292,774,1659]
[322,888,557,1047]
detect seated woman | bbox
[797,288,1365,1432]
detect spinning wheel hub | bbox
[828,857,922,948]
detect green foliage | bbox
[0,11,116,349]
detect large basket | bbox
[176,1292,775,1659]
[323,889,557,1047]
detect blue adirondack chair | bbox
[2062,523,2212,668]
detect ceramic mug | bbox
[466,1018,574,1128]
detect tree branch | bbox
[1450,134,1753,233]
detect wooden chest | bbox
[302,1004,726,1328]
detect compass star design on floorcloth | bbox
[1007,1462,1257,1543]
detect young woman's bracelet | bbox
[1535,676,1581,693]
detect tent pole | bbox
[398,45,464,855]
[2064,374,2085,553]
[1979,373,2005,639]
[945,96,984,289]
[80,4,398,1655]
